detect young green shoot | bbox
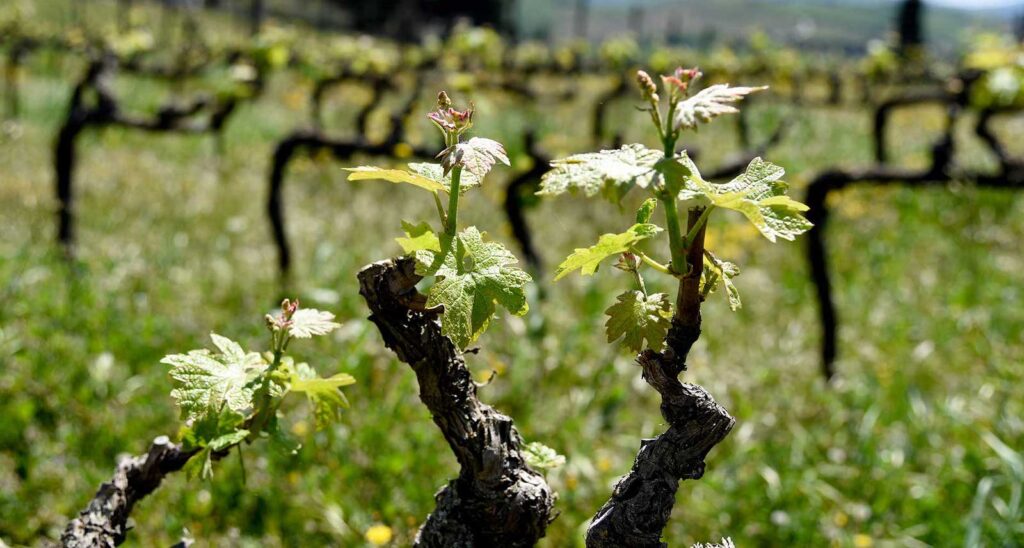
[344,91,529,350]
[540,67,812,354]
[164,299,353,479]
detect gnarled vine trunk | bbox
[357,258,555,547]
[586,209,735,547]
[585,328,734,547]
[60,436,197,547]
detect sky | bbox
[927,0,1023,8]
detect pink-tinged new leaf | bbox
[674,84,767,131]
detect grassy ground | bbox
[2,9,1024,548]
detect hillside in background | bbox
[518,0,1012,56]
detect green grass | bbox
[2,10,1024,548]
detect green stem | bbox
[445,166,463,239]
[632,268,648,296]
[433,191,447,229]
[647,104,663,141]
[663,100,677,156]
[636,251,672,276]
[657,93,684,272]
[660,195,686,275]
[247,336,286,441]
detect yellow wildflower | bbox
[365,524,393,546]
[853,534,873,548]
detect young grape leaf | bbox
[693,539,736,548]
[289,362,355,429]
[438,137,510,179]
[539,143,663,199]
[635,198,658,223]
[180,407,247,452]
[408,162,481,194]
[345,166,447,193]
[288,309,341,338]
[267,414,302,455]
[210,333,246,362]
[413,231,454,277]
[554,224,662,281]
[180,411,249,480]
[208,429,249,452]
[184,447,214,480]
[396,220,441,254]
[182,427,247,481]
[522,442,566,470]
[605,290,673,352]
[721,263,740,311]
[674,84,767,131]
[702,253,742,311]
[675,154,811,242]
[418,227,531,349]
[165,334,265,422]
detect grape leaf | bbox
[522,442,566,470]
[345,166,447,193]
[396,220,441,254]
[674,84,766,131]
[165,334,265,421]
[411,229,457,277]
[210,333,246,362]
[408,162,481,194]
[605,290,673,353]
[180,407,246,452]
[288,308,341,338]
[702,253,742,311]
[267,414,302,455]
[675,154,811,243]
[418,227,531,349]
[693,539,736,548]
[208,429,249,451]
[635,198,658,223]
[183,427,247,480]
[554,224,662,281]
[720,263,741,311]
[180,410,249,480]
[539,143,663,199]
[289,362,355,429]
[437,137,510,179]
[184,447,214,480]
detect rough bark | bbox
[586,209,735,547]
[357,258,555,547]
[60,436,197,548]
